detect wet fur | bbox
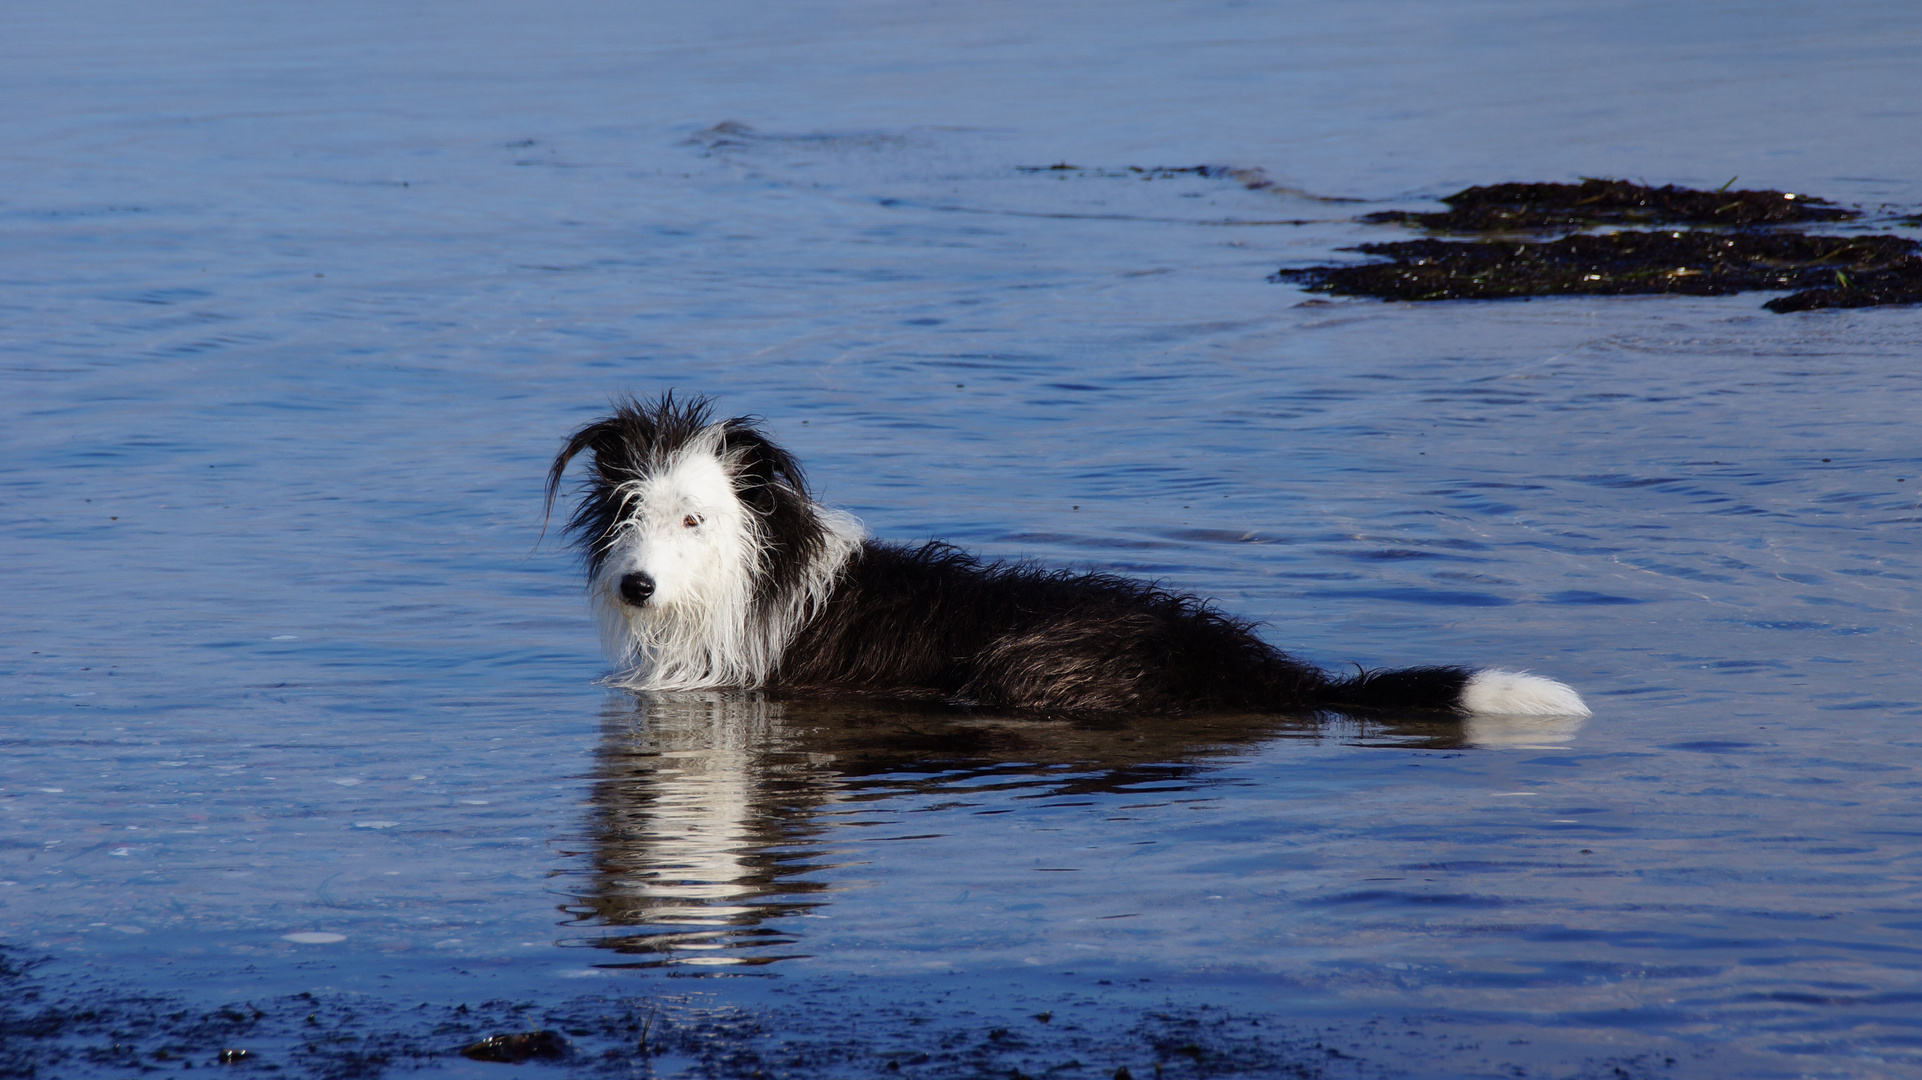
[548,395,1588,717]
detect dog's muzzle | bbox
[618,572,656,607]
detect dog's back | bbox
[776,541,1326,712]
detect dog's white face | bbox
[552,399,868,691]
[592,439,758,663]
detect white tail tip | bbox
[1461,670,1591,717]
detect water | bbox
[5,0,1922,1075]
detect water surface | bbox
[4,1,1922,1076]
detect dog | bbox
[546,395,1588,717]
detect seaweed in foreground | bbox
[0,949,1381,1080]
[0,949,1705,1080]
[1273,230,1922,311]
[0,964,1365,1080]
[1360,178,1858,231]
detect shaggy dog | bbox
[547,395,1588,717]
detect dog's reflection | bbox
[565,693,1584,968]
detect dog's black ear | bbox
[719,418,828,602]
[718,419,811,515]
[545,415,631,526]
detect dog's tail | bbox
[1314,666,1590,716]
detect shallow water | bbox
[5,0,1922,1076]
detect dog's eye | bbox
[682,514,702,529]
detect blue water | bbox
[5,1,1922,1075]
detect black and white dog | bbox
[547,395,1588,717]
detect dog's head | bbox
[547,394,858,684]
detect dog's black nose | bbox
[618,572,655,607]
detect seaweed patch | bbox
[1280,231,1920,307]
[1275,178,1922,312]
[1359,178,1857,231]
[0,947,1706,1079]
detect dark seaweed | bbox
[459,1030,570,1063]
[1274,230,1922,309]
[1764,268,1922,312]
[0,948,1704,1079]
[1361,178,1858,231]
[1291,176,1922,311]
